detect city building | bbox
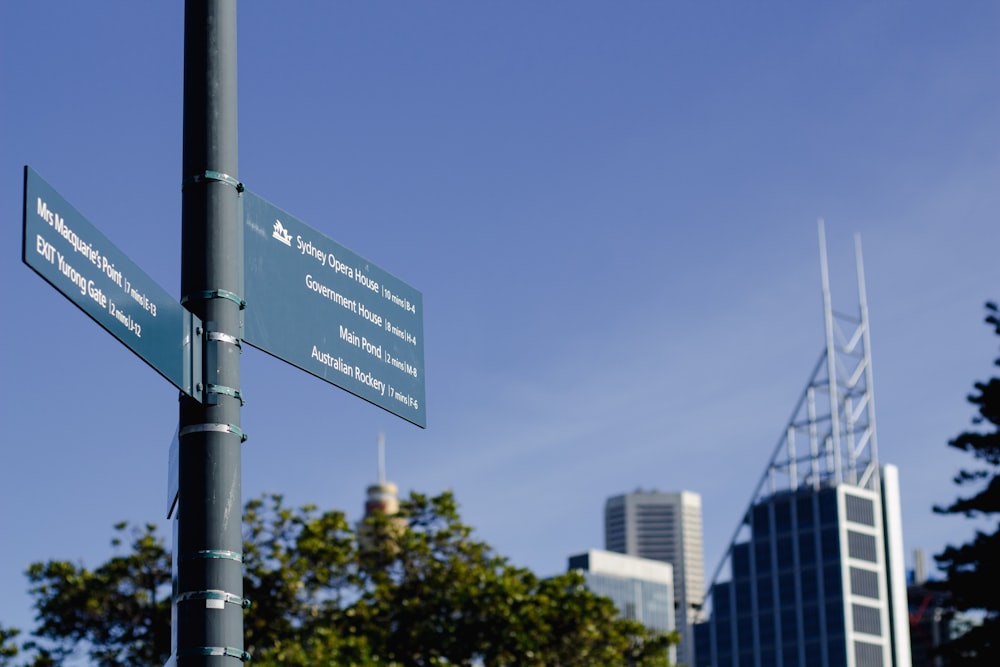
[694,466,911,667]
[907,550,957,667]
[568,548,677,665]
[692,226,912,667]
[605,490,705,666]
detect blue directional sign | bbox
[22,167,202,401]
[243,191,425,427]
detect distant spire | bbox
[359,432,405,553]
[363,432,399,519]
[378,431,386,486]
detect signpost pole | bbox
[178,1,245,664]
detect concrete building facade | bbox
[605,490,705,666]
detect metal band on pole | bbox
[180,550,244,563]
[182,289,246,309]
[176,590,252,609]
[183,170,245,193]
[177,647,251,662]
[179,423,247,442]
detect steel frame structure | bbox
[703,220,881,608]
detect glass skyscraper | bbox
[569,549,677,664]
[694,465,911,667]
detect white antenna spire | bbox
[377,432,386,485]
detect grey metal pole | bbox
[178,0,245,664]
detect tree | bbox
[933,301,1000,664]
[13,491,676,666]
[1,625,22,665]
[23,522,170,667]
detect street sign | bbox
[22,167,202,400]
[243,191,426,427]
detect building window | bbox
[827,636,848,667]
[824,564,843,598]
[845,494,876,526]
[852,604,882,636]
[774,498,792,534]
[854,640,885,667]
[733,543,751,578]
[752,504,771,536]
[799,530,817,565]
[821,526,841,560]
[849,567,880,600]
[799,567,819,600]
[847,530,878,563]
[796,494,815,529]
[819,491,839,525]
[777,536,795,570]
[755,538,772,571]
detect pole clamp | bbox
[182,170,245,193]
[179,549,244,563]
[205,383,245,406]
[182,289,246,309]
[179,423,247,442]
[176,589,251,609]
[207,330,242,348]
[177,647,252,662]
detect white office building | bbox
[605,490,705,666]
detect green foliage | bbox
[22,523,170,667]
[933,301,1000,664]
[1,625,21,664]
[13,491,676,667]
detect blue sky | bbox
[2,0,998,643]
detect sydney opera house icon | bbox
[272,219,292,246]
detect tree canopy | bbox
[933,301,1000,664]
[5,491,676,666]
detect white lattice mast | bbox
[761,221,880,498]
[703,221,881,605]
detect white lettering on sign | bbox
[355,270,379,293]
[339,325,360,348]
[354,367,386,396]
[311,345,354,379]
[101,256,124,289]
[37,197,103,270]
[35,234,59,265]
[305,274,358,314]
[381,285,418,315]
[358,302,382,327]
[122,279,157,317]
[384,319,418,347]
[387,384,419,410]
[87,280,108,310]
[109,300,142,338]
[34,196,157,326]
[35,232,145,340]
[384,351,418,379]
[326,252,354,279]
[296,235,327,266]
[361,337,382,360]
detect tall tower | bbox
[364,432,400,517]
[693,224,912,667]
[359,433,405,552]
[605,489,705,667]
